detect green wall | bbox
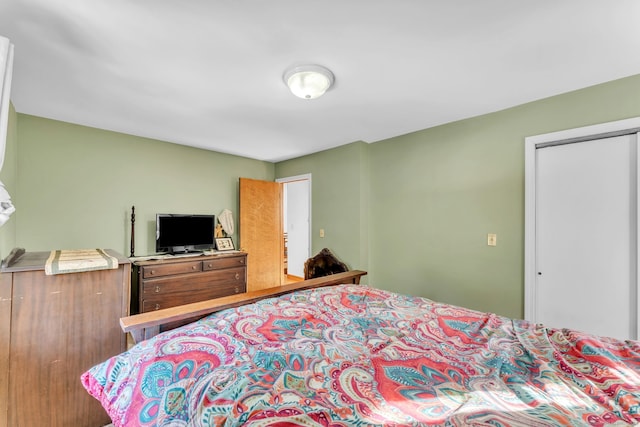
[276,74,640,319]
[0,103,18,259]
[368,74,640,319]
[6,74,640,319]
[275,142,369,276]
[15,115,274,255]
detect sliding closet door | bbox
[535,134,637,340]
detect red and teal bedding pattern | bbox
[82,285,640,426]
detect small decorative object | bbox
[218,209,234,236]
[214,221,224,238]
[215,237,235,251]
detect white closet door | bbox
[535,134,637,340]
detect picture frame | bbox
[215,237,235,251]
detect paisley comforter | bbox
[82,285,640,426]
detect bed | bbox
[82,272,640,426]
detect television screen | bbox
[156,214,215,253]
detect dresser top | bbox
[131,250,246,267]
[1,249,130,272]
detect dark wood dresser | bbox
[131,251,247,326]
[0,249,130,427]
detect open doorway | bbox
[277,174,311,282]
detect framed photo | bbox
[215,237,235,251]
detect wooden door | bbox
[534,134,637,340]
[239,178,283,291]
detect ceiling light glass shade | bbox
[283,65,334,99]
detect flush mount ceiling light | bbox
[283,64,334,100]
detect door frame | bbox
[524,117,640,326]
[276,173,312,277]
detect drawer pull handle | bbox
[208,264,213,268]
[192,265,197,270]
[155,286,160,293]
[150,270,155,275]
[234,286,240,293]
[240,259,245,264]
[235,273,240,280]
[154,304,160,310]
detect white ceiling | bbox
[2,1,640,162]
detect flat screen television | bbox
[156,214,215,254]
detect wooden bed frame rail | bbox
[121,270,367,344]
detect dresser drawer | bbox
[202,255,246,271]
[142,266,246,294]
[142,260,202,278]
[141,280,246,312]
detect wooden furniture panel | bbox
[1,250,130,427]
[304,248,349,279]
[0,274,10,427]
